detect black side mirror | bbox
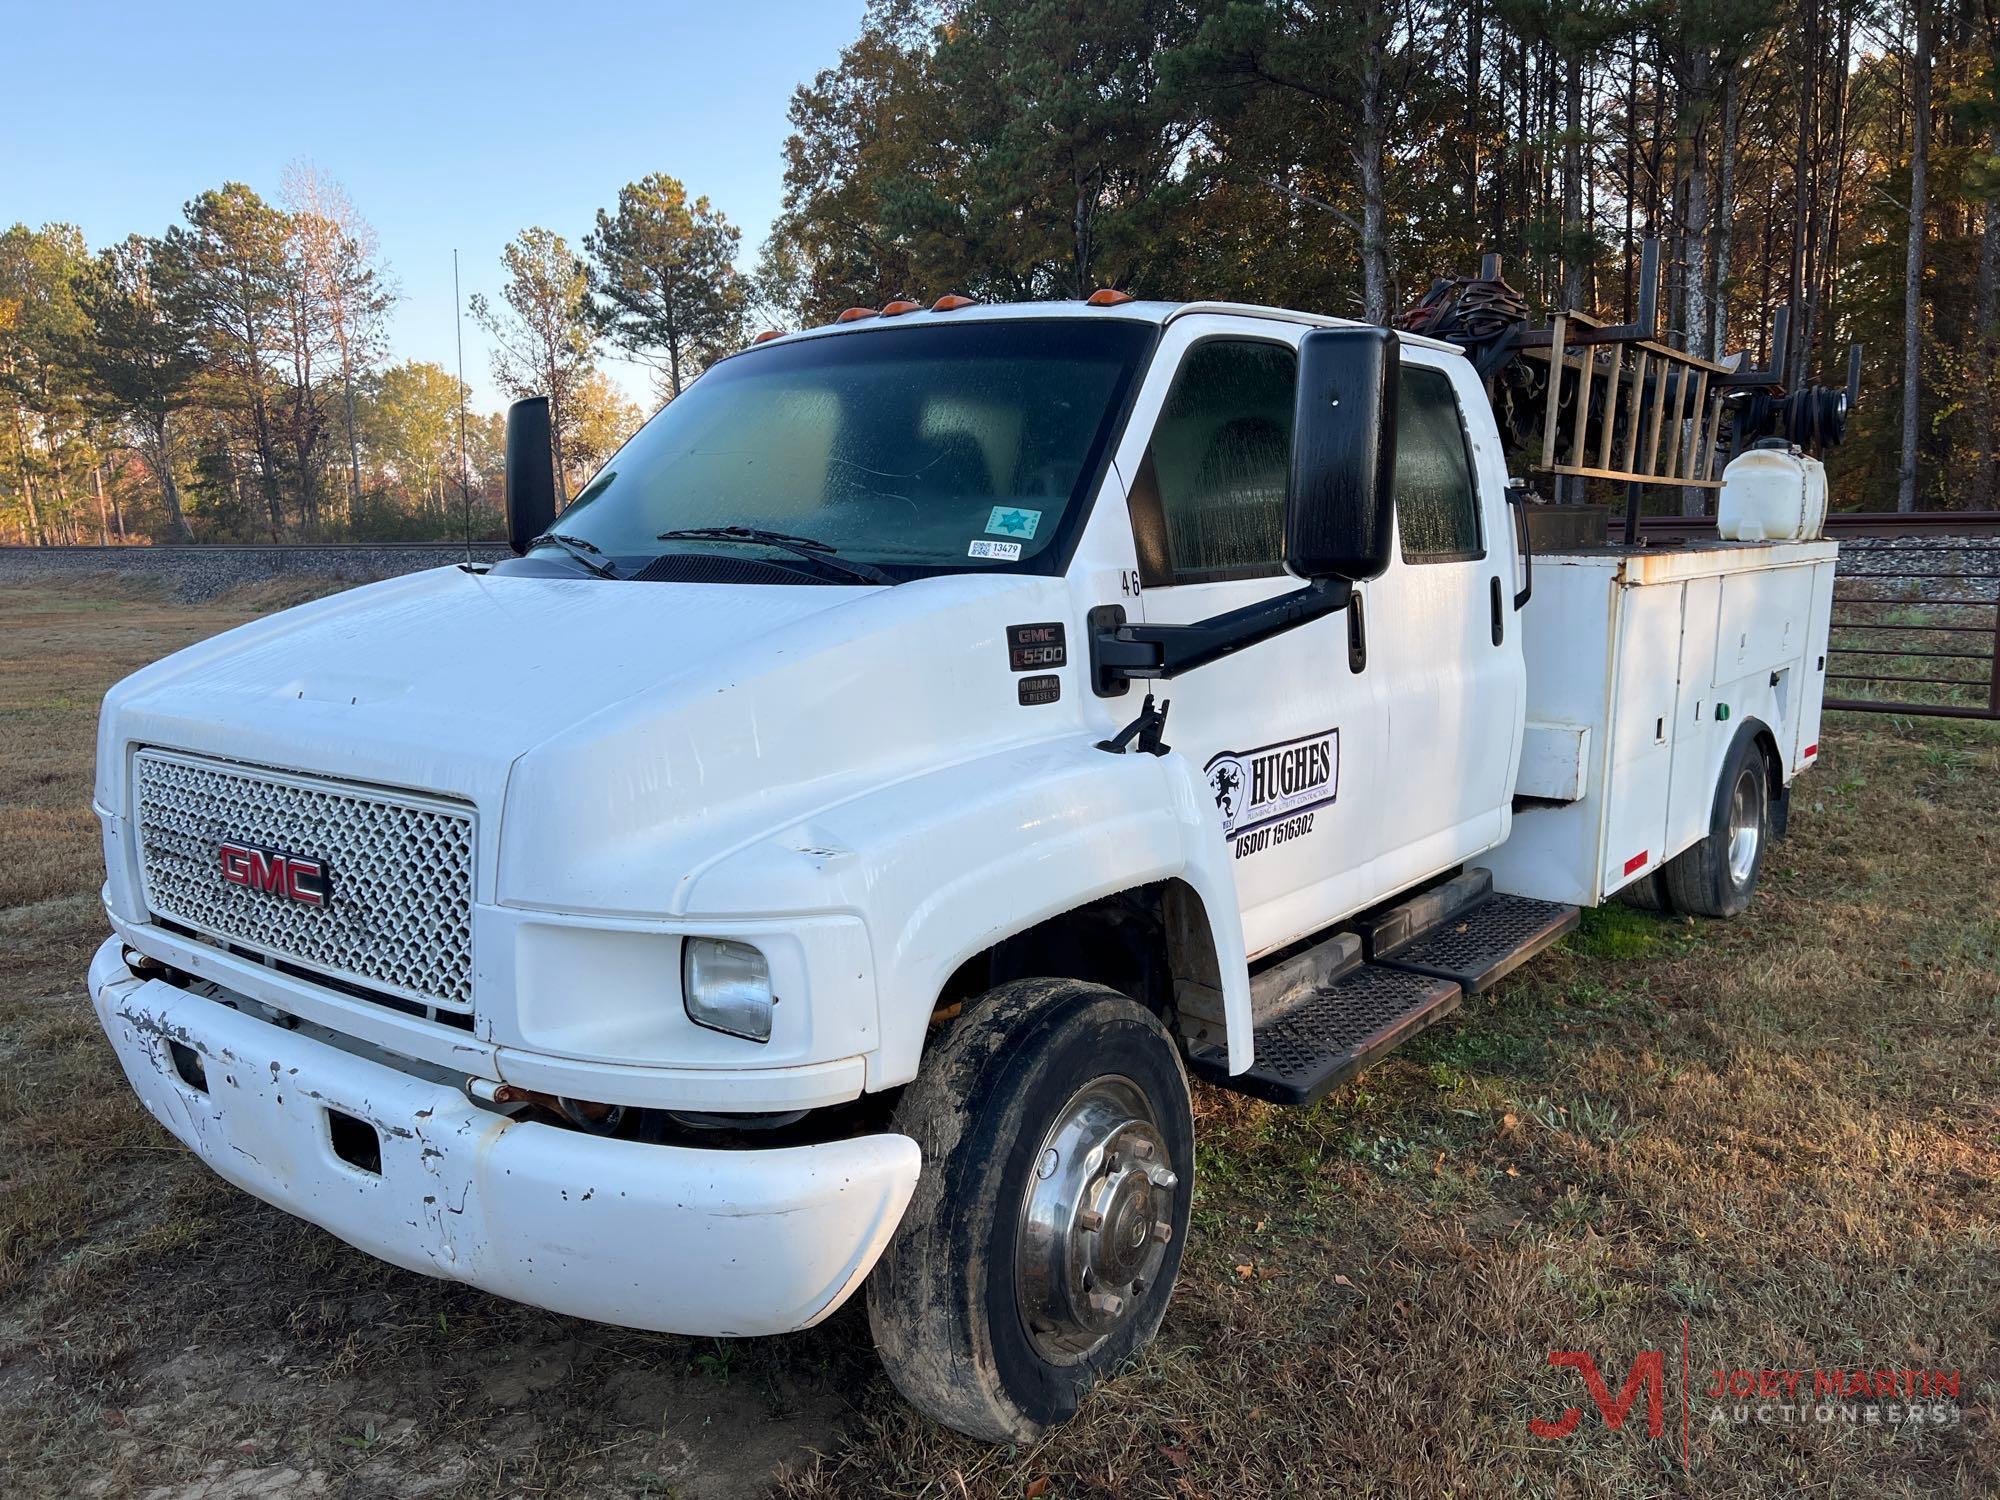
[505,396,557,555]
[1287,327,1399,581]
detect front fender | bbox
[681,738,1252,1088]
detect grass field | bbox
[0,577,1994,1499]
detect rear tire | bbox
[1661,728,1769,918]
[1616,870,1672,912]
[866,979,1193,1443]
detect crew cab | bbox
[88,295,1834,1441]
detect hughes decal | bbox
[1203,730,1339,846]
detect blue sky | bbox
[0,1,867,411]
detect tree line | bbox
[1,168,750,544]
[759,0,1988,513]
[3,1,1986,542]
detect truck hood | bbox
[98,564,1081,916]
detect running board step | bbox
[1355,867,1493,959]
[1373,891,1580,994]
[1189,964,1463,1107]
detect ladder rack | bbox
[1528,311,1732,491]
[1395,238,1857,511]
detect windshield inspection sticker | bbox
[1203,729,1339,854]
[968,539,1022,561]
[986,506,1042,539]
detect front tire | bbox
[1661,727,1770,918]
[866,979,1194,1443]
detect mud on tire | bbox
[865,979,1194,1443]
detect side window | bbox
[1396,366,1483,562]
[1129,340,1296,586]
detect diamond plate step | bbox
[1189,963,1463,1107]
[1373,892,1580,994]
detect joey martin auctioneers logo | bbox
[1527,1326,1964,1473]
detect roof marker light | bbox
[836,306,880,323]
[931,293,977,312]
[751,329,784,344]
[1085,288,1137,307]
[880,299,921,316]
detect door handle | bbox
[1490,576,1504,646]
[1347,590,1367,673]
[1506,484,1534,609]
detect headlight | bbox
[682,937,774,1042]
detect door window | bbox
[1128,340,1297,586]
[1396,366,1483,562]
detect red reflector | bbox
[1623,851,1649,876]
[835,306,879,323]
[1802,743,1817,758]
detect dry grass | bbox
[0,578,1995,1498]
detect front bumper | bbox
[88,938,920,1337]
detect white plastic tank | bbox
[1717,441,1828,541]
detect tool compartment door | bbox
[1597,581,1684,898]
[1663,575,1725,862]
[1792,559,1836,771]
[1712,562,1817,688]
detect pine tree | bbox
[586,175,747,400]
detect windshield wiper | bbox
[531,531,618,579]
[656,525,894,585]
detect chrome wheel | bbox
[1016,1075,1177,1363]
[1726,765,1762,887]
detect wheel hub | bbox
[1727,765,1761,886]
[1017,1077,1177,1362]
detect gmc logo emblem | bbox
[218,842,328,906]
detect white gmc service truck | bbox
[88,295,1836,1441]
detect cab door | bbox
[1114,315,1391,958]
[1359,354,1526,891]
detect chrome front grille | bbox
[133,749,475,1012]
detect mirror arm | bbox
[1089,578,1353,696]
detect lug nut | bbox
[1129,1138,1156,1160]
[1152,1221,1174,1244]
[1077,1208,1103,1232]
[1089,1291,1125,1319]
[1150,1168,1179,1191]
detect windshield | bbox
[538,318,1154,580]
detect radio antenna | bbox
[453,247,474,569]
